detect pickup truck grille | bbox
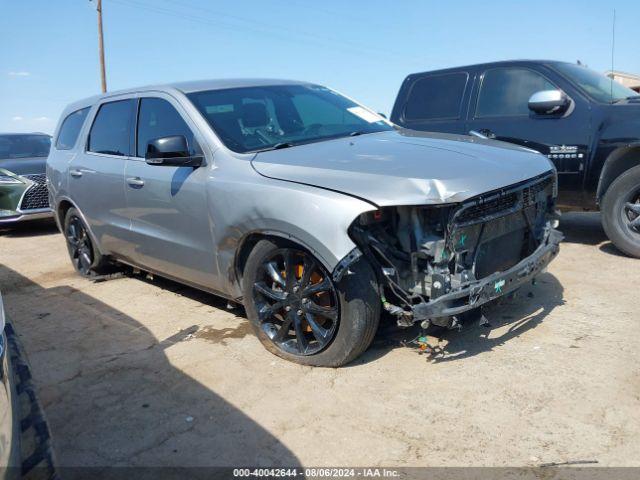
[19,174,50,211]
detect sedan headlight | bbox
[0,174,23,185]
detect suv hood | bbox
[251,129,554,206]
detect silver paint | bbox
[47,79,555,300]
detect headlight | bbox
[0,174,23,185]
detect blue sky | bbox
[1,0,639,134]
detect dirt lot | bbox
[0,212,639,468]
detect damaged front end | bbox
[348,171,562,328]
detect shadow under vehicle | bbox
[0,266,301,479]
[0,292,57,479]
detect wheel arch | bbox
[54,197,102,255]
[55,198,74,231]
[233,230,337,289]
[597,144,640,202]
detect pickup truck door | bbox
[123,96,220,291]
[466,66,591,207]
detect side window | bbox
[403,73,468,121]
[56,107,90,150]
[136,98,198,157]
[476,68,556,117]
[88,100,135,156]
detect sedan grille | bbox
[19,174,50,211]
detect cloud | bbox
[11,116,24,122]
[8,71,30,77]
[34,116,50,122]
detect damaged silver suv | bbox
[47,79,561,366]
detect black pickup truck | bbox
[391,60,640,257]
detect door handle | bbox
[69,169,83,178]
[126,177,145,187]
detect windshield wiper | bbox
[252,142,294,153]
[349,131,365,137]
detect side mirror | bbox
[145,135,202,167]
[528,90,570,115]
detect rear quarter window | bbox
[56,107,90,150]
[403,72,468,121]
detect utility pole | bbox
[95,0,107,93]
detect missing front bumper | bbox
[410,228,563,321]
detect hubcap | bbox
[253,248,339,356]
[66,216,94,275]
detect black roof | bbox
[405,59,572,78]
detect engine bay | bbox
[349,173,560,327]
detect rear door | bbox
[466,66,592,204]
[391,70,472,134]
[68,98,135,254]
[123,95,218,289]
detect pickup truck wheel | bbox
[243,240,380,367]
[602,164,640,258]
[63,207,112,277]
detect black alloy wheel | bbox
[252,248,339,356]
[65,214,95,276]
[601,164,640,258]
[622,191,640,234]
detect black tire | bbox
[601,164,640,258]
[63,207,113,277]
[242,239,380,367]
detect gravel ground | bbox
[0,212,638,468]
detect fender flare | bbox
[597,142,640,201]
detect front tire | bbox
[601,164,640,258]
[242,240,380,367]
[63,207,113,277]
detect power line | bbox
[107,0,407,62]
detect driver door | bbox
[124,95,220,290]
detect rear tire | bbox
[63,207,114,277]
[242,240,380,367]
[601,164,640,258]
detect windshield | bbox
[187,84,392,153]
[0,134,51,159]
[554,63,640,103]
